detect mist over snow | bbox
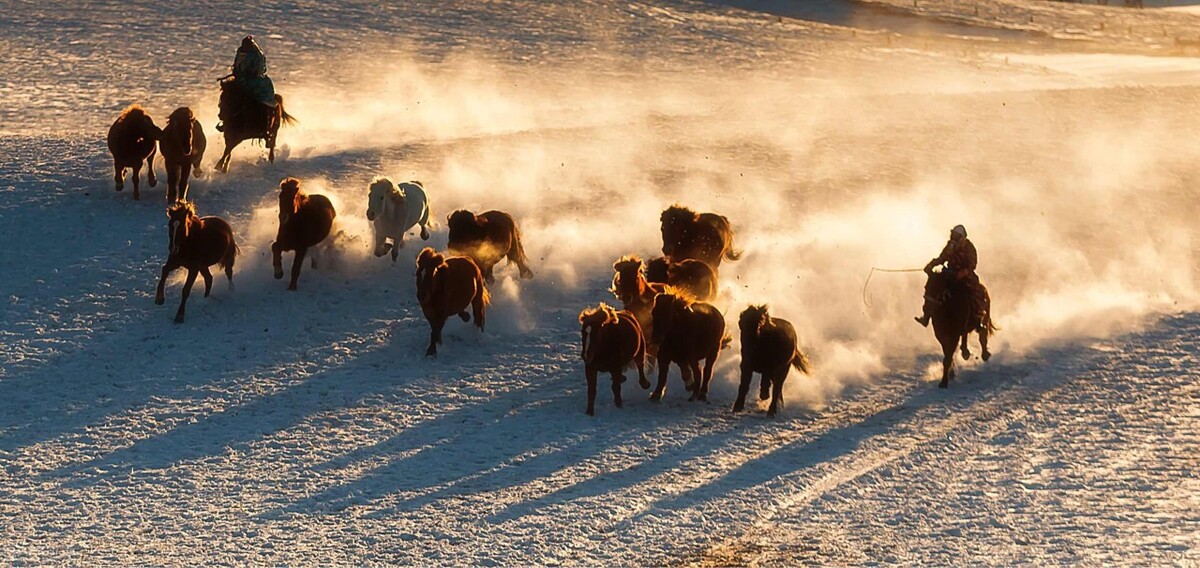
[1,1,1197,565]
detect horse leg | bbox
[612,371,625,409]
[217,138,234,173]
[636,351,650,390]
[733,363,752,412]
[179,164,192,203]
[472,291,487,332]
[146,146,157,187]
[585,366,598,416]
[271,241,285,279]
[759,370,771,400]
[767,369,786,417]
[113,163,124,192]
[175,269,199,323]
[155,261,179,305]
[980,321,992,362]
[939,340,954,388]
[131,163,142,201]
[650,360,670,402]
[288,247,307,291]
[166,164,179,203]
[309,242,320,270]
[200,266,214,298]
[700,354,718,401]
[960,332,972,361]
[687,361,703,401]
[426,316,446,357]
[484,263,495,285]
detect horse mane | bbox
[661,204,698,224]
[657,285,696,308]
[166,200,197,218]
[167,107,193,125]
[118,104,147,122]
[739,304,770,336]
[279,177,305,212]
[579,303,619,326]
[415,247,446,271]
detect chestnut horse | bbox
[610,255,667,355]
[733,305,812,417]
[579,303,650,415]
[107,104,161,200]
[214,84,295,173]
[271,177,335,291]
[159,107,207,203]
[925,270,996,388]
[660,205,741,269]
[416,247,490,357]
[155,201,238,323]
[644,256,718,302]
[446,209,534,283]
[649,289,730,402]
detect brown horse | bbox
[649,289,730,402]
[733,305,812,417]
[446,209,534,283]
[610,255,667,354]
[579,303,650,416]
[416,247,490,357]
[924,270,996,388]
[271,177,336,291]
[159,107,207,203]
[644,256,718,302]
[660,205,741,269]
[107,104,161,200]
[154,201,238,323]
[214,83,295,173]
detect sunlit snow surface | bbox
[0,1,1197,565]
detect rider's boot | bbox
[914,313,931,327]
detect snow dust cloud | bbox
[227,45,1200,407]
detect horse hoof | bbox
[154,296,165,306]
[586,409,595,416]
[732,404,743,413]
[982,350,992,362]
[287,284,298,291]
[421,229,430,240]
[425,348,437,358]
[614,400,623,408]
[961,350,972,361]
[115,184,123,192]
[149,179,157,188]
[639,379,651,389]
[939,381,949,389]
[649,393,662,402]
[174,315,185,324]
[274,270,284,280]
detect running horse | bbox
[924,269,996,388]
[214,80,295,173]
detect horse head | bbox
[278,177,303,225]
[644,256,670,284]
[167,107,195,156]
[166,200,197,256]
[739,304,770,343]
[447,209,486,246]
[650,288,691,345]
[579,303,619,364]
[660,205,697,258]
[610,255,645,301]
[414,247,445,303]
[366,177,397,222]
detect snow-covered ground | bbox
[1,1,1198,565]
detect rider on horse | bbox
[216,36,276,132]
[915,224,984,327]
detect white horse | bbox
[366,177,432,261]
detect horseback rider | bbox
[217,35,277,132]
[915,224,980,327]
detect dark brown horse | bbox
[446,209,534,283]
[649,289,730,402]
[610,255,667,355]
[214,84,295,173]
[924,270,996,388]
[733,305,812,417]
[644,256,718,302]
[660,205,741,269]
[271,177,335,291]
[159,107,207,203]
[154,201,238,323]
[107,104,161,200]
[579,303,650,416]
[416,247,490,357]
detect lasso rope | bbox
[862,267,925,308]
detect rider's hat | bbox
[951,224,967,238]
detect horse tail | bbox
[792,348,812,375]
[986,316,999,337]
[276,95,297,126]
[511,222,534,279]
[720,332,732,351]
[723,224,743,262]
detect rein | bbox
[862,267,925,308]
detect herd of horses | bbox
[106,92,996,418]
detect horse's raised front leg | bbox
[155,261,178,305]
[960,332,972,361]
[288,247,307,291]
[175,269,199,323]
[271,241,285,280]
[200,266,214,297]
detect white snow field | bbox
[1,0,1198,565]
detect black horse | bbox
[214,81,295,173]
[924,270,996,388]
